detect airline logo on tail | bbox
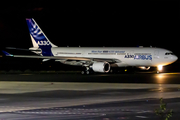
[26,18,57,56]
[26,18,57,48]
[26,19,46,41]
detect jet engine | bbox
[138,66,151,70]
[92,62,110,73]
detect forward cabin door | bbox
[154,50,159,59]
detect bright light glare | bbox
[139,67,146,69]
[158,65,163,71]
[156,74,166,84]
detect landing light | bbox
[158,65,163,71]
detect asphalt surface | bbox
[0,72,180,83]
[0,73,179,120]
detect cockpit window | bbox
[165,52,174,55]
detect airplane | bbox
[3,18,178,74]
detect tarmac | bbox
[0,73,180,119]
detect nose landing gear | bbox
[157,65,163,73]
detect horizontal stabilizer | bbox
[6,47,41,52]
[6,47,29,51]
[2,51,14,57]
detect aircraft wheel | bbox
[86,70,90,75]
[81,70,91,75]
[81,71,85,75]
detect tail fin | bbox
[26,18,57,48]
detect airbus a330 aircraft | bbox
[3,18,178,74]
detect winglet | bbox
[2,51,14,57]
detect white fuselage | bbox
[50,47,178,67]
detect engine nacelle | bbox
[92,62,110,73]
[138,66,151,70]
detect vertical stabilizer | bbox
[26,18,57,48]
[26,18,57,56]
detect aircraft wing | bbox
[2,51,121,63]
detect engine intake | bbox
[92,62,110,73]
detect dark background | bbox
[0,1,179,72]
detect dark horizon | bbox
[0,1,179,48]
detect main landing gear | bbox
[81,70,90,75]
[81,66,92,75]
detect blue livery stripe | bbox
[2,51,13,56]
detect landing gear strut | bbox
[157,65,163,74]
[81,66,92,75]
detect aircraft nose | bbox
[171,55,178,62]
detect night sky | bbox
[0,1,179,71]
